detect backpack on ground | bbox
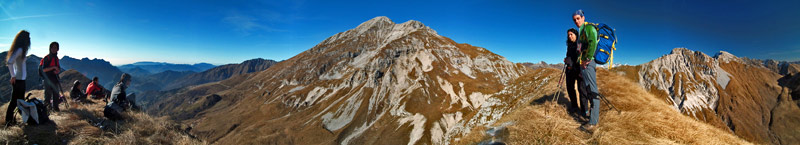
[585,22,617,68]
[29,98,50,124]
[17,93,50,125]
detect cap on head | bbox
[573,9,584,17]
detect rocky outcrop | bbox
[633,48,800,144]
[740,57,800,75]
[520,61,561,70]
[638,48,727,115]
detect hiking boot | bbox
[580,124,597,133]
[4,120,17,128]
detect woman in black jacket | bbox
[564,28,585,115]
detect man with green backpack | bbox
[573,9,600,132]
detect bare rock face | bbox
[635,48,800,144]
[740,57,800,75]
[638,48,728,115]
[160,16,528,145]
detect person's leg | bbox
[91,90,103,99]
[53,84,64,111]
[44,83,60,111]
[582,61,600,125]
[103,106,118,120]
[578,74,589,117]
[126,93,139,110]
[5,80,25,125]
[590,96,600,125]
[43,81,52,108]
[565,69,579,111]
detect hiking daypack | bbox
[17,98,50,125]
[30,98,50,124]
[37,63,44,78]
[585,22,617,67]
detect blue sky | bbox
[1,0,798,65]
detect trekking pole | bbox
[545,64,567,117]
[598,94,620,113]
[552,64,567,103]
[56,82,71,109]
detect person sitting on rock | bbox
[103,73,138,121]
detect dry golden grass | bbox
[458,68,751,145]
[1,89,205,145]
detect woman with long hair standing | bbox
[5,30,30,126]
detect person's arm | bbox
[582,25,598,62]
[42,56,60,73]
[21,57,26,80]
[7,49,22,78]
[44,65,59,73]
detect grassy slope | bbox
[0,90,204,145]
[457,68,750,144]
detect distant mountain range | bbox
[118,61,216,74]
[163,58,278,91]
[60,56,125,89]
[17,55,274,95]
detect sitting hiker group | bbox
[4,30,138,127]
[70,77,108,103]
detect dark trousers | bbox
[5,80,25,124]
[44,80,60,111]
[103,106,123,121]
[565,67,584,112]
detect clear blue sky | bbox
[2,0,798,65]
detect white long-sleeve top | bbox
[6,48,27,80]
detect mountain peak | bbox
[399,20,424,28]
[353,16,433,35]
[318,16,438,52]
[714,51,739,63]
[669,47,693,55]
[355,16,394,32]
